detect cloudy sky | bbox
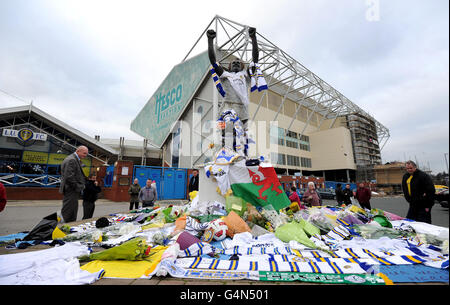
[0,0,448,174]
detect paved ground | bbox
[0,196,448,286]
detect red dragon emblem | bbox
[247,166,283,201]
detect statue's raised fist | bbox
[248,27,256,38]
[207,29,216,39]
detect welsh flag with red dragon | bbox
[228,160,291,211]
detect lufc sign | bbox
[2,128,48,144]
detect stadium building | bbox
[0,104,161,201]
[0,16,389,200]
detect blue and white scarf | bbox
[210,63,226,98]
[249,62,268,92]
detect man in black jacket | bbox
[335,183,345,206]
[401,160,435,223]
[342,183,354,206]
[188,169,199,193]
[82,174,102,220]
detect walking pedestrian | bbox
[128,178,141,210]
[342,183,353,206]
[401,160,435,223]
[82,174,101,219]
[139,179,158,207]
[355,182,372,211]
[59,146,88,223]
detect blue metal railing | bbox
[1,170,115,188]
[0,172,61,187]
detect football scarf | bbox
[216,109,247,153]
[174,256,368,274]
[175,239,448,274]
[154,259,388,284]
[152,258,259,281]
[184,217,209,237]
[258,271,387,285]
[249,62,268,92]
[210,63,226,98]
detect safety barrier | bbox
[0,173,61,187]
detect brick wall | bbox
[5,187,63,200]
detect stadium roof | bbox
[182,15,390,150]
[0,104,117,162]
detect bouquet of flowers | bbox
[78,237,153,262]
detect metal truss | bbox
[182,15,390,150]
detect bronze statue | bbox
[206,27,260,157]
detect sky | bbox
[0,0,448,174]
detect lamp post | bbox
[445,153,449,187]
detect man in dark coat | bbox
[59,146,88,223]
[188,169,199,193]
[128,178,141,210]
[335,183,345,205]
[402,160,435,223]
[82,174,102,219]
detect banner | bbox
[0,148,22,162]
[21,152,91,175]
[2,128,47,142]
[81,158,92,177]
[22,151,49,164]
[48,153,68,165]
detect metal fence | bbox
[0,173,61,187]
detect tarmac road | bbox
[0,196,448,235]
[0,199,183,235]
[323,196,448,228]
